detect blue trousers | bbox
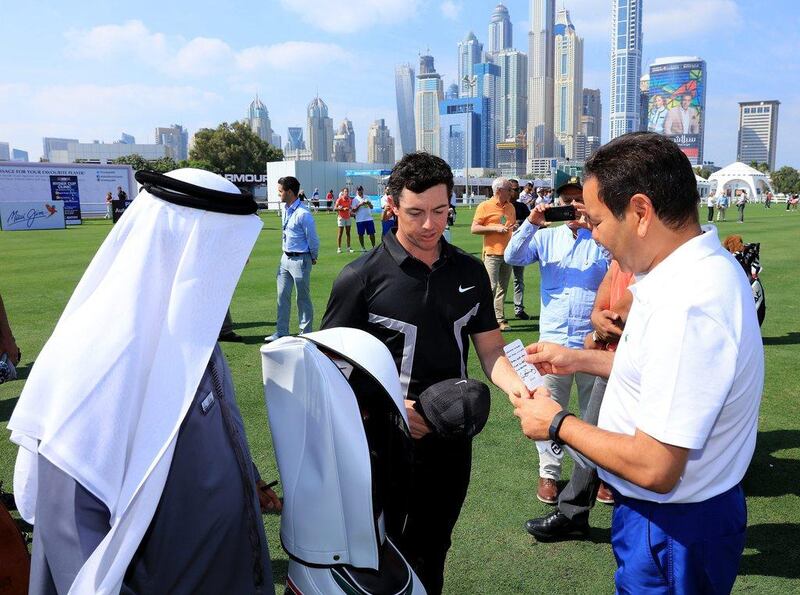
[276,253,313,336]
[611,484,746,594]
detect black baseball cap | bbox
[556,176,583,194]
[415,378,491,439]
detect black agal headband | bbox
[135,170,258,215]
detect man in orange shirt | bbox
[471,177,516,330]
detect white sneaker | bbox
[348,248,354,253]
[337,248,342,253]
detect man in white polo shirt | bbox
[511,132,764,594]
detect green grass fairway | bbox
[2,205,799,593]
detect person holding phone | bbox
[504,176,610,504]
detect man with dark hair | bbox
[322,152,528,595]
[513,132,763,593]
[266,175,319,342]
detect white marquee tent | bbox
[708,162,774,201]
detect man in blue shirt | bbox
[266,176,320,342]
[505,178,609,504]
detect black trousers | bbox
[394,435,472,595]
[558,377,607,524]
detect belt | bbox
[284,251,308,257]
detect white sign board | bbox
[0,163,134,222]
[1,201,66,231]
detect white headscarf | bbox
[8,168,263,594]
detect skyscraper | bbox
[0,142,10,161]
[395,63,417,155]
[12,148,29,161]
[307,96,334,162]
[415,53,444,155]
[271,133,282,149]
[579,88,602,160]
[638,73,650,132]
[487,3,512,58]
[527,0,555,165]
[439,98,484,170]
[285,127,306,151]
[333,118,356,162]
[609,0,643,139]
[458,32,483,97]
[473,62,501,168]
[155,124,189,160]
[248,95,273,143]
[118,133,136,144]
[367,119,396,164]
[737,100,780,170]
[553,8,583,160]
[446,82,460,100]
[496,49,528,143]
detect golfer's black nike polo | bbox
[321,230,497,400]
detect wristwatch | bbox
[548,410,576,445]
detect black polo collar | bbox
[383,229,453,268]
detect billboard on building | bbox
[0,163,134,221]
[647,58,706,164]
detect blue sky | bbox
[1,0,797,168]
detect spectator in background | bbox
[266,175,319,342]
[706,193,715,222]
[311,188,320,212]
[297,188,307,203]
[116,185,127,204]
[736,190,747,223]
[471,178,517,331]
[351,186,376,252]
[505,176,609,504]
[764,191,772,208]
[105,191,113,219]
[519,182,535,207]
[326,189,334,211]
[716,191,729,221]
[381,188,396,237]
[334,187,353,253]
[508,179,531,320]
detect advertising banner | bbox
[1,201,66,231]
[49,175,82,225]
[0,164,134,219]
[647,60,706,164]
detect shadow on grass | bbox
[743,430,800,498]
[762,331,800,346]
[0,397,19,423]
[233,321,272,331]
[740,523,800,579]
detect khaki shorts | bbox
[337,217,351,227]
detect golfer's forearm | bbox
[558,417,684,493]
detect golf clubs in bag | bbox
[733,242,766,326]
[261,328,426,595]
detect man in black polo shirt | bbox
[321,152,528,595]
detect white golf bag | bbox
[261,328,427,595]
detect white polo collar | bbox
[629,226,720,305]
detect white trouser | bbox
[536,372,597,480]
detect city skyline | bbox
[2,1,798,168]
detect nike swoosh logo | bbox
[458,285,475,293]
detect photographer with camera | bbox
[504,177,610,504]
